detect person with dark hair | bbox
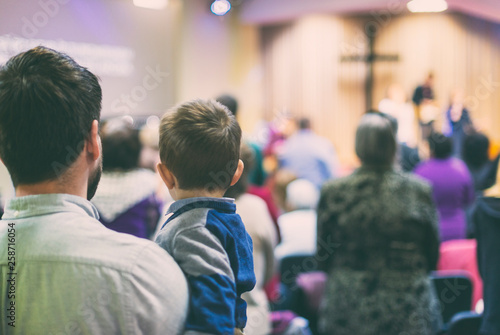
[279,117,338,189]
[412,72,435,107]
[216,94,239,117]
[462,132,500,237]
[0,47,188,334]
[415,132,475,241]
[317,113,440,335]
[463,132,500,192]
[91,118,162,239]
[102,118,142,170]
[225,143,277,335]
[297,117,311,130]
[155,99,255,335]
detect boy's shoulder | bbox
[157,206,211,239]
[157,197,238,238]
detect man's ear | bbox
[230,159,244,187]
[157,162,176,190]
[86,120,100,162]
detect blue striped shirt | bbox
[156,197,255,335]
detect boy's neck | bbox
[172,188,226,201]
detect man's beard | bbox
[87,156,102,201]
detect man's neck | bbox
[16,179,86,199]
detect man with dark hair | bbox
[155,99,256,335]
[0,47,188,334]
[427,132,453,159]
[279,117,339,189]
[216,94,238,117]
[298,117,311,130]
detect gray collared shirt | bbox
[0,193,188,335]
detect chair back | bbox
[279,254,318,288]
[431,271,473,326]
[447,311,481,335]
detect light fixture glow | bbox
[407,0,448,13]
[146,115,160,128]
[133,0,167,10]
[211,0,231,16]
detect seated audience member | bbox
[317,113,440,335]
[225,143,278,335]
[275,179,319,260]
[415,133,475,241]
[91,118,162,239]
[278,117,338,189]
[472,169,500,335]
[0,46,188,334]
[463,132,500,193]
[155,99,256,335]
[463,131,500,237]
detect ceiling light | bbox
[211,0,231,16]
[133,0,168,10]
[407,0,448,13]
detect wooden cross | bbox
[341,27,399,111]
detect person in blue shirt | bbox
[155,99,256,335]
[278,117,338,189]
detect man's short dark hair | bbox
[215,94,238,117]
[428,132,453,159]
[298,118,311,130]
[159,99,242,190]
[463,132,490,168]
[0,46,101,186]
[101,118,141,171]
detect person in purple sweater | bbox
[91,118,162,239]
[415,132,475,241]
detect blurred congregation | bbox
[2,0,500,335]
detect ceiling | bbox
[240,0,500,25]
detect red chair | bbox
[437,239,483,309]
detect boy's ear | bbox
[230,159,244,187]
[157,163,176,190]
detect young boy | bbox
[155,99,256,335]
